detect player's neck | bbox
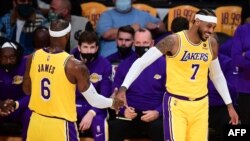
[186,30,202,44]
[45,46,64,53]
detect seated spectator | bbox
[96,0,166,57]
[0,0,46,55]
[46,0,93,52]
[107,25,135,81]
[109,28,165,141]
[107,25,135,64]
[0,39,31,140]
[71,31,112,141]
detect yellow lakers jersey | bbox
[166,31,213,98]
[29,49,77,121]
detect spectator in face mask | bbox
[107,25,135,64]
[96,0,166,57]
[107,25,135,82]
[45,0,93,52]
[0,39,31,141]
[70,31,112,141]
[0,0,46,55]
[109,28,166,141]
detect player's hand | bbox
[79,110,95,132]
[110,87,125,113]
[227,104,239,125]
[0,99,15,116]
[117,86,128,106]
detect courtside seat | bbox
[80,2,108,30]
[166,5,199,31]
[133,3,158,17]
[215,6,242,36]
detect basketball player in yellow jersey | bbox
[22,19,123,141]
[116,9,239,141]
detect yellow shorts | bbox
[27,112,79,141]
[163,93,208,141]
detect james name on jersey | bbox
[37,64,55,74]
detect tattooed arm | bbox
[115,34,178,106]
[156,34,179,56]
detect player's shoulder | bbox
[66,56,88,73]
[209,35,218,49]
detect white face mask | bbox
[115,0,132,13]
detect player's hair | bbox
[50,19,70,32]
[196,8,216,17]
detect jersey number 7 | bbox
[191,64,200,80]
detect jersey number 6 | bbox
[41,78,51,99]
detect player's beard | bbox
[197,27,207,41]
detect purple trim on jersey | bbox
[42,48,64,54]
[163,92,174,141]
[67,121,79,141]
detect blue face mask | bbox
[115,0,132,13]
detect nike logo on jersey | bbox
[95,133,103,137]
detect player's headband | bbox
[1,41,17,50]
[195,14,217,24]
[49,23,71,37]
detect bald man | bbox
[109,28,165,141]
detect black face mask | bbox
[0,64,16,72]
[134,46,150,57]
[80,53,98,64]
[117,46,132,57]
[17,4,34,19]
